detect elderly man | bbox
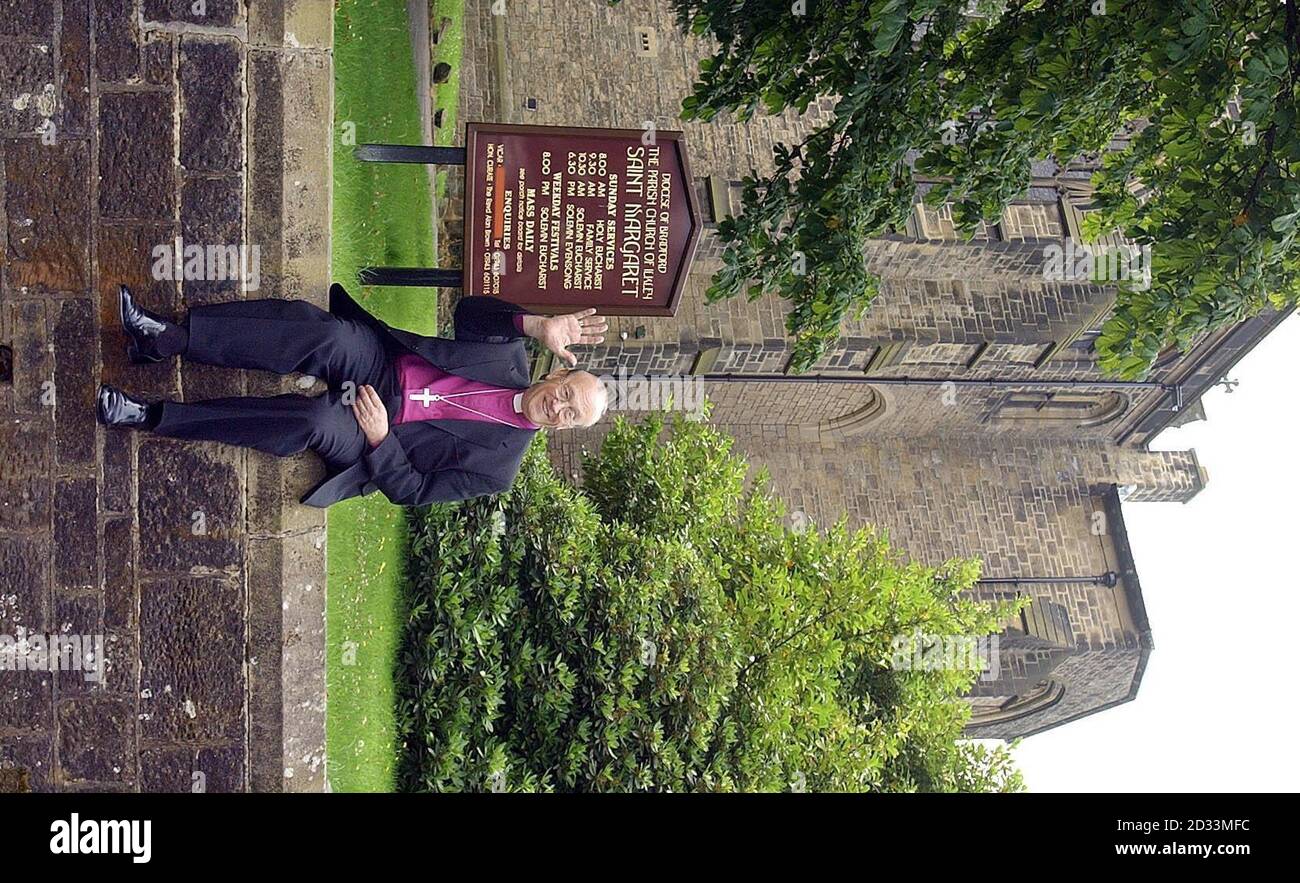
[96,284,608,507]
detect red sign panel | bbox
[463,123,702,316]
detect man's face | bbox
[521,368,606,429]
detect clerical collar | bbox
[512,392,525,414]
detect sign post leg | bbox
[355,144,467,165]
[357,267,463,287]
[353,143,467,288]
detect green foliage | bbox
[657,0,1300,377]
[395,417,1023,792]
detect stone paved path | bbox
[0,0,333,792]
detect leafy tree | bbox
[658,0,1300,377]
[395,416,1022,792]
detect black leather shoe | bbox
[118,284,171,364]
[97,384,154,429]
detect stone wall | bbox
[451,0,1233,739]
[0,0,332,792]
[968,648,1147,740]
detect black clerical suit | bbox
[152,285,537,508]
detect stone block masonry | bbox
[0,0,333,792]
[452,0,1279,739]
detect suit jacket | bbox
[300,284,537,508]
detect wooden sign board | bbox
[463,122,702,316]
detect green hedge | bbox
[395,414,1022,792]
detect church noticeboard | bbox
[463,122,702,316]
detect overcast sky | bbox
[1010,313,1300,792]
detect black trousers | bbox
[152,299,402,469]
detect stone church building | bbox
[443,0,1288,739]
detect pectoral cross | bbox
[409,388,440,407]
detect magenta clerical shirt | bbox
[390,312,537,429]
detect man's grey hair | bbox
[579,372,609,427]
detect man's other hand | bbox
[352,384,389,448]
[522,309,608,367]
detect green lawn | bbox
[327,0,464,792]
[432,0,464,203]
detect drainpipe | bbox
[976,572,1120,588]
[693,373,1180,401]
